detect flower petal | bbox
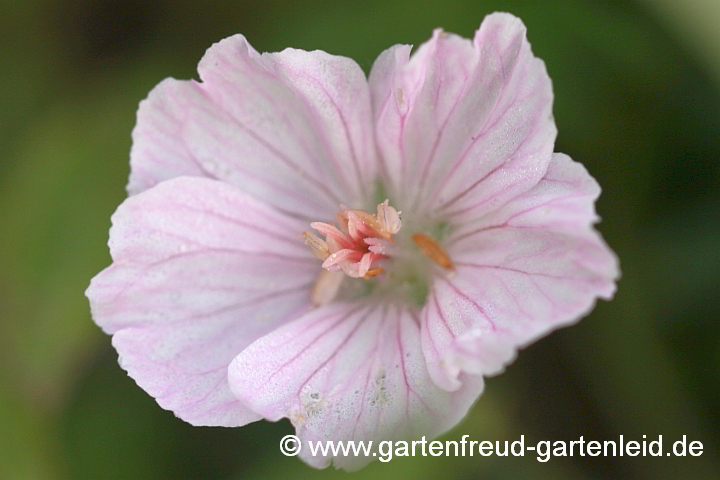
[369,13,555,220]
[128,35,376,220]
[228,303,484,470]
[86,177,318,426]
[421,154,619,388]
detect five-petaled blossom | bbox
[87,12,619,470]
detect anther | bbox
[412,233,454,269]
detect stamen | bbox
[304,200,401,279]
[412,233,454,269]
[311,270,345,306]
[364,268,385,279]
[302,231,330,260]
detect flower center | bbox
[303,200,401,280]
[303,200,455,307]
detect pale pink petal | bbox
[421,154,619,388]
[367,43,412,197]
[451,153,606,239]
[266,48,376,197]
[126,78,209,193]
[228,303,484,470]
[86,177,318,426]
[369,13,555,220]
[128,35,376,220]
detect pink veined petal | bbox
[266,47,377,198]
[420,154,619,389]
[128,34,376,220]
[228,303,484,471]
[369,12,556,221]
[86,177,318,426]
[450,153,606,239]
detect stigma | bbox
[303,200,401,280]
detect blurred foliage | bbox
[1,0,719,479]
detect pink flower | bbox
[87,12,618,470]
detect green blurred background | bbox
[1,0,719,478]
